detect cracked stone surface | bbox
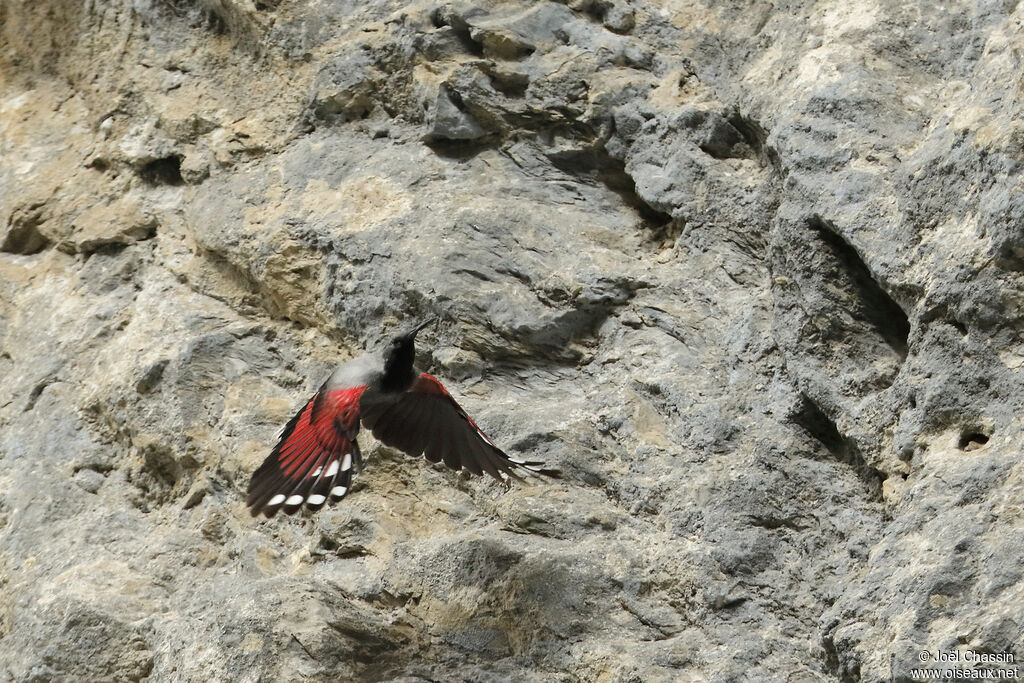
[1,0,1022,680]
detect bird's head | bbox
[381,318,435,389]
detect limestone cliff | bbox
[1,1,1022,680]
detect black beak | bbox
[410,318,436,338]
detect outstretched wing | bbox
[360,373,556,482]
[247,384,366,517]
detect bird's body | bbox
[246,321,554,517]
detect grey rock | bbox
[308,50,378,124]
[1,0,1023,681]
[603,4,635,34]
[72,469,107,494]
[424,84,490,142]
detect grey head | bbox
[380,318,435,392]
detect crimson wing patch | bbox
[246,385,366,517]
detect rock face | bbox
[1,0,1022,680]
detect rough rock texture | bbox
[1,1,1022,681]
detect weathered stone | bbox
[58,196,159,254]
[424,84,490,142]
[2,0,1023,681]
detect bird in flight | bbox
[246,320,556,517]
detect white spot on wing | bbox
[285,494,304,506]
[326,461,339,477]
[311,466,323,477]
[341,453,352,471]
[331,485,348,498]
[268,494,286,506]
[307,494,326,505]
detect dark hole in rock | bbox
[699,111,767,160]
[599,163,673,229]
[424,138,494,161]
[792,393,884,499]
[996,243,1024,272]
[547,150,672,230]
[809,216,911,357]
[794,393,849,460]
[728,111,767,154]
[138,156,184,185]
[428,9,483,56]
[958,430,990,452]
[136,360,168,394]
[578,0,607,23]
[2,218,49,255]
[206,10,227,34]
[485,69,529,97]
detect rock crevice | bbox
[1,1,1022,681]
